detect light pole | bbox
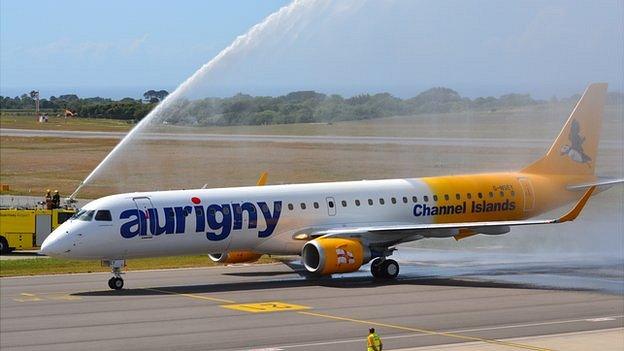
[29,90,40,121]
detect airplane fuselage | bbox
[43,172,581,260]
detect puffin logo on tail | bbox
[560,119,592,166]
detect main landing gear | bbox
[370,257,399,279]
[104,259,126,290]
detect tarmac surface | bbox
[2,252,623,351]
[2,128,623,149]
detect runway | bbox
[2,251,623,351]
[2,128,623,149]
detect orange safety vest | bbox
[367,332,382,351]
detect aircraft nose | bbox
[40,229,70,257]
[39,236,59,256]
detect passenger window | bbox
[223,206,231,215]
[95,210,112,221]
[368,199,373,206]
[467,193,472,200]
[499,191,504,197]
[300,203,306,210]
[511,191,516,197]
[288,203,294,211]
[314,202,319,209]
[235,206,242,214]
[275,203,281,211]
[444,194,449,201]
[355,199,361,206]
[478,193,483,199]
[423,196,429,202]
[379,198,385,205]
[433,195,438,201]
[328,201,335,208]
[391,197,397,204]
[488,192,494,198]
[341,200,347,207]
[402,197,408,203]
[455,194,461,200]
[412,196,417,203]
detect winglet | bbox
[556,186,596,223]
[256,172,268,186]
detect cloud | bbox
[26,35,149,59]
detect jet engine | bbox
[301,238,371,275]
[208,251,262,264]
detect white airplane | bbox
[41,83,622,290]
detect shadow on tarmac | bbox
[73,275,558,297]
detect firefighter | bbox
[52,190,61,209]
[45,189,53,210]
[367,328,383,351]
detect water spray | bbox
[68,0,318,200]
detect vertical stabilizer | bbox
[522,83,607,175]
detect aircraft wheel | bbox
[370,258,384,278]
[380,259,399,279]
[0,236,10,255]
[108,277,124,290]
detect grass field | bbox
[2,104,622,140]
[0,112,132,132]
[0,255,276,277]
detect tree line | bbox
[1,88,621,126]
[0,93,163,120]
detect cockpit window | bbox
[95,210,112,221]
[73,210,95,221]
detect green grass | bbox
[0,255,276,277]
[0,113,133,132]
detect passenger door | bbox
[517,177,535,212]
[133,197,154,238]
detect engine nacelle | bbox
[301,238,371,275]
[208,251,262,264]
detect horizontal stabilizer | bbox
[567,178,624,190]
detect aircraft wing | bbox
[308,186,596,245]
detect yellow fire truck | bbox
[0,208,76,254]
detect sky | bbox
[1,0,622,99]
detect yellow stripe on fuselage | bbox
[420,172,594,224]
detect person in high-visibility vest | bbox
[367,328,383,351]
[45,189,53,210]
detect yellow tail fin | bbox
[522,83,607,175]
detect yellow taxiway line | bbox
[141,287,235,304]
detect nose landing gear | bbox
[108,276,124,290]
[103,259,126,290]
